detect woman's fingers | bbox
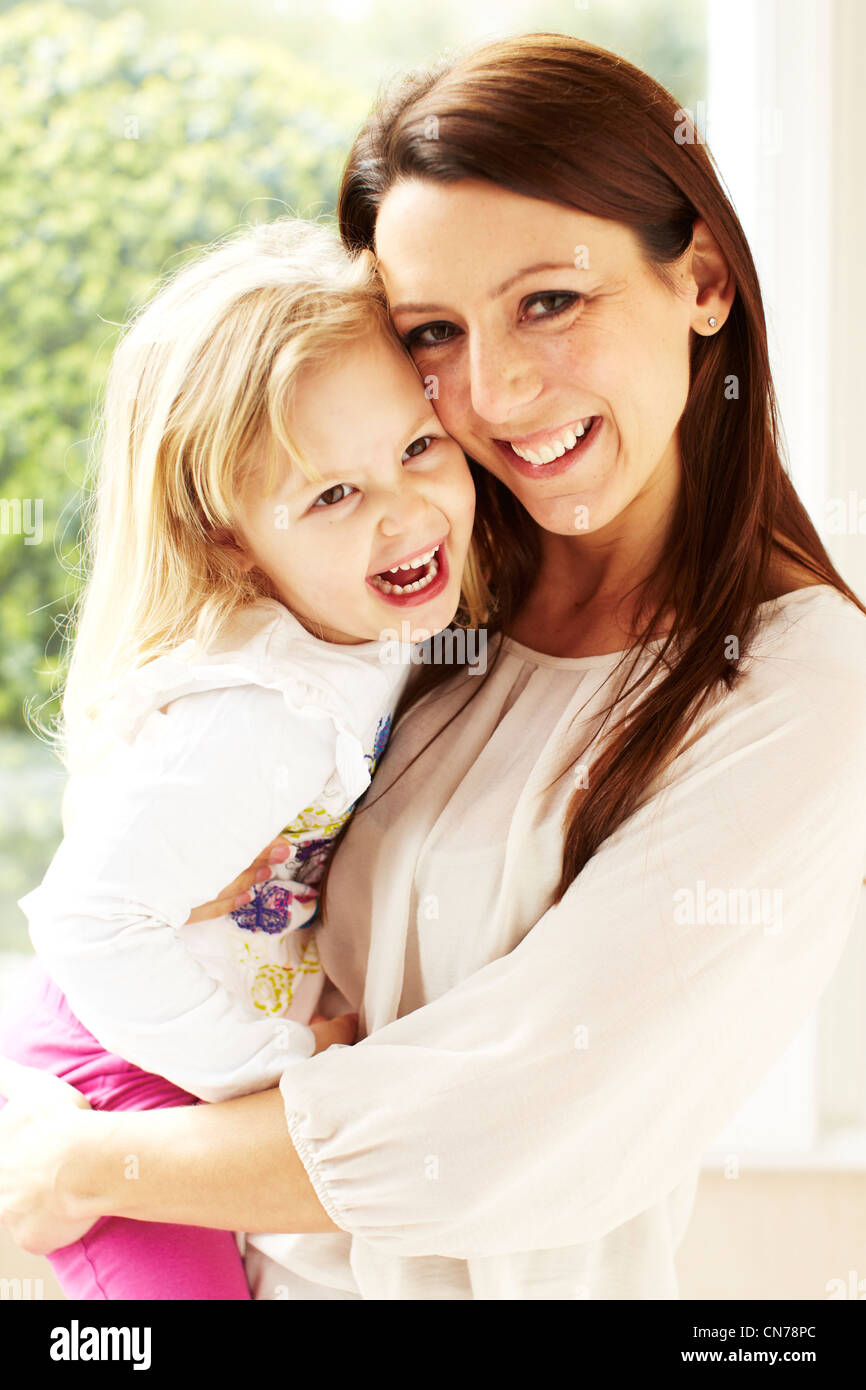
[310,1013,359,1054]
[185,890,250,925]
[0,1057,91,1111]
[253,837,293,868]
[184,836,293,924]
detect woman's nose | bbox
[467,332,543,424]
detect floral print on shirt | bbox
[226,714,392,1013]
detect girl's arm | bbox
[24,684,342,1102]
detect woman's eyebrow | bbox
[390,262,587,316]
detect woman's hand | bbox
[0,1058,100,1255]
[185,835,292,924]
[184,833,360,1050]
[0,1012,357,1255]
[310,1012,359,1053]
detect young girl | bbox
[0,217,477,1299]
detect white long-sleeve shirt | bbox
[240,585,866,1299]
[19,598,410,1103]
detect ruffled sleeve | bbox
[88,599,379,814]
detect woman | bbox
[1,34,865,1300]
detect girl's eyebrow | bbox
[404,408,438,441]
[285,411,437,497]
[390,261,584,316]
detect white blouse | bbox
[246,585,866,1299]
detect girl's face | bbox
[231,327,475,645]
[375,178,725,542]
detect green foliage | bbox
[0,2,368,730]
[0,0,705,953]
[0,2,705,737]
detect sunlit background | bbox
[0,0,706,957]
[1,0,864,1300]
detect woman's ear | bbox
[687,217,736,334]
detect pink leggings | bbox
[0,960,251,1300]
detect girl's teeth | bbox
[370,553,440,595]
[394,546,437,571]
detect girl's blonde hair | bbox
[55,216,484,771]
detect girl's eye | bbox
[402,321,458,350]
[312,482,356,509]
[402,436,434,461]
[523,291,582,319]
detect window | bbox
[703,0,866,1163]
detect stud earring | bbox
[708,317,717,328]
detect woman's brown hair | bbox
[334,33,864,905]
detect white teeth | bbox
[394,545,437,571]
[509,418,593,464]
[370,557,439,596]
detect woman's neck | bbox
[507,540,820,660]
[508,489,677,658]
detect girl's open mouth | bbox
[367,541,449,607]
[493,415,602,480]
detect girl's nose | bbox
[378,487,432,539]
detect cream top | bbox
[254,585,866,1299]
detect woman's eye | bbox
[312,482,356,508]
[402,436,434,461]
[402,321,458,349]
[523,292,582,320]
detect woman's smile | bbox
[492,415,604,480]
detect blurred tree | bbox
[0,0,705,951]
[0,0,705,735]
[0,2,368,731]
[0,0,706,99]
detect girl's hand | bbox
[0,1058,99,1255]
[185,836,292,924]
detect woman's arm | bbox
[0,1060,341,1255]
[92,1089,341,1233]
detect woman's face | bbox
[375,178,711,541]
